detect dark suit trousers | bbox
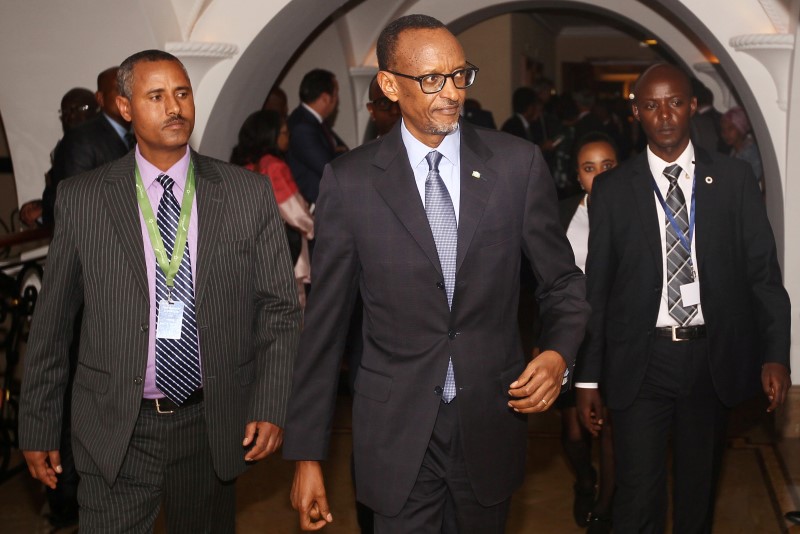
[75,401,235,533]
[611,337,727,534]
[374,399,510,534]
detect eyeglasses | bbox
[370,97,399,112]
[384,62,479,94]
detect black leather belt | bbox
[654,325,706,341]
[142,389,203,414]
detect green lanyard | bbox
[134,161,196,297]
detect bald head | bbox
[96,66,128,127]
[631,63,696,161]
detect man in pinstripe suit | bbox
[19,50,300,532]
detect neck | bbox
[649,139,689,163]
[139,145,187,172]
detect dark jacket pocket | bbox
[354,366,392,403]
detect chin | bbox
[428,121,459,136]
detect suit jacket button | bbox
[140,323,149,332]
[436,281,445,290]
[434,386,443,396]
[134,376,143,385]
[448,330,456,340]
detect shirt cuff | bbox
[574,382,598,388]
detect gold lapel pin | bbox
[472,171,481,179]
[705,176,713,184]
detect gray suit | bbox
[20,151,299,487]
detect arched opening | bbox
[200,0,782,252]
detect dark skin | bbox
[23,60,282,489]
[576,64,790,437]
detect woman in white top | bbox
[558,132,618,534]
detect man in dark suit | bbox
[501,86,538,141]
[44,67,133,226]
[284,14,589,532]
[287,69,347,204]
[576,63,790,533]
[19,50,300,532]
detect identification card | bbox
[156,299,184,339]
[680,281,700,306]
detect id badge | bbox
[680,282,700,306]
[156,300,184,339]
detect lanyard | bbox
[134,161,196,291]
[651,169,696,266]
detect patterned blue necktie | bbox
[663,164,697,326]
[424,151,457,403]
[154,174,202,404]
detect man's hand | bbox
[291,461,333,531]
[243,421,283,462]
[23,450,61,489]
[576,388,604,437]
[762,362,790,413]
[507,350,567,413]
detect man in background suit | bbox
[44,67,133,226]
[501,86,538,141]
[576,63,790,533]
[284,14,589,532]
[19,50,300,532]
[287,69,347,204]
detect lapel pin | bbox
[472,170,481,179]
[705,176,713,184]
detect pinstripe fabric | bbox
[76,402,235,533]
[19,151,300,491]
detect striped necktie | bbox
[663,164,697,326]
[424,151,457,403]
[154,173,202,404]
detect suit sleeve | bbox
[289,122,334,199]
[739,165,791,368]
[18,184,84,450]
[521,145,590,375]
[282,163,359,460]
[575,175,615,383]
[248,177,303,426]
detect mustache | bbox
[163,115,187,127]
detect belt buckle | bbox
[671,325,687,342]
[154,398,174,414]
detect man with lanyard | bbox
[19,50,300,532]
[576,63,790,533]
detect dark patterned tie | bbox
[424,151,457,403]
[663,164,697,325]
[154,174,202,404]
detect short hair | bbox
[572,131,618,169]
[377,14,446,71]
[512,87,539,114]
[96,67,118,94]
[632,63,690,103]
[298,69,336,104]
[117,50,188,99]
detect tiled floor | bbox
[2,395,800,533]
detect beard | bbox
[425,99,462,135]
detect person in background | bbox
[263,86,289,120]
[231,109,314,308]
[287,69,347,204]
[364,74,402,142]
[690,79,723,156]
[558,132,618,534]
[58,88,99,133]
[720,106,762,188]
[45,67,133,226]
[463,98,496,129]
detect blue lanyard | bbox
[651,170,696,270]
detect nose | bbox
[165,94,181,116]
[439,76,461,102]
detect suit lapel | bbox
[192,152,224,308]
[456,123,495,272]
[629,151,663,280]
[102,152,148,298]
[372,125,443,274]
[693,148,715,274]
